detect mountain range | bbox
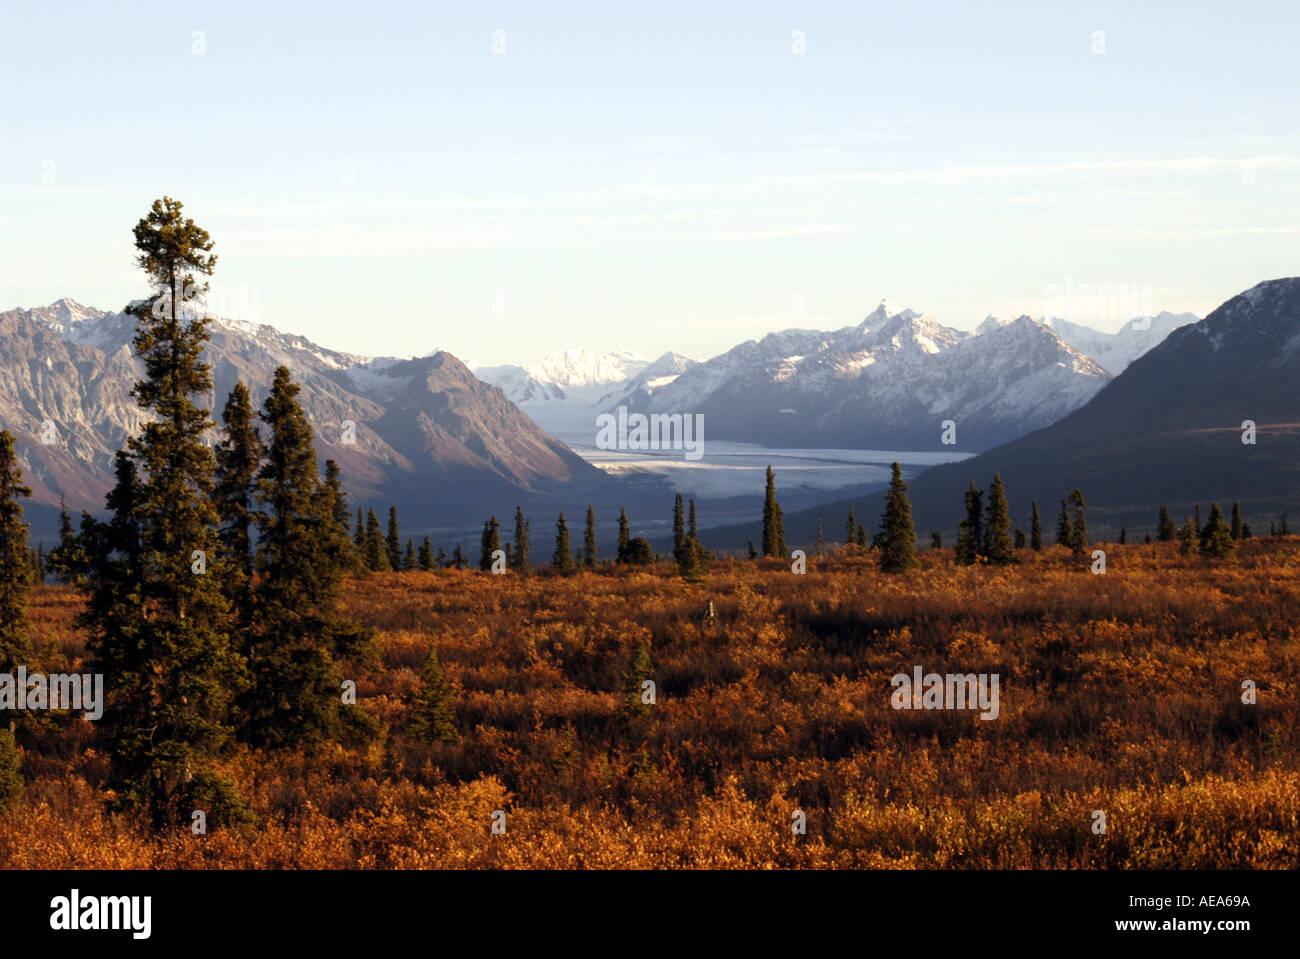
[481,303,1196,452]
[0,299,612,536]
[702,278,1300,546]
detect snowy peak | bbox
[474,348,652,405]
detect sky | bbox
[1,0,1298,366]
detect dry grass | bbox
[2,539,1298,868]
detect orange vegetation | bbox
[2,540,1298,868]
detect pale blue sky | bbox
[1,0,1297,364]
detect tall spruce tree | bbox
[616,507,630,563]
[982,474,1015,565]
[955,481,984,566]
[403,538,416,570]
[1066,489,1087,556]
[513,506,531,571]
[0,431,34,676]
[1157,504,1176,542]
[845,506,857,546]
[385,507,402,571]
[83,197,247,825]
[46,497,88,586]
[1201,502,1235,558]
[553,512,575,571]
[417,536,434,570]
[364,509,390,571]
[1230,501,1243,540]
[672,494,687,568]
[761,466,786,558]
[877,462,920,573]
[1055,500,1071,547]
[1030,500,1043,551]
[479,517,502,571]
[214,382,264,620]
[583,505,598,568]
[321,460,357,573]
[243,366,375,750]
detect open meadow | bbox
[3,540,1297,869]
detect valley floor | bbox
[3,540,1298,868]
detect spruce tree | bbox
[583,505,598,568]
[672,494,686,567]
[417,536,433,570]
[479,517,502,571]
[761,466,786,558]
[616,643,654,730]
[931,531,942,550]
[1030,501,1043,551]
[1014,529,1026,549]
[451,544,466,569]
[83,197,247,824]
[321,460,357,573]
[513,506,531,570]
[0,431,34,675]
[845,507,857,546]
[46,497,87,586]
[878,462,920,573]
[386,507,402,572]
[1067,489,1087,556]
[403,538,416,570]
[409,645,458,743]
[616,507,630,563]
[364,509,390,571]
[1177,515,1198,557]
[1055,500,1071,547]
[815,508,825,557]
[553,512,575,571]
[1200,502,1235,558]
[1230,502,1242,540]
[1157,504,1176,542]
[982,473,1014,565]
[1119,527,1127,545]
[955,481,984,566]
[354,507,365,552]
[243,366,376,750]
[213,382,263,597]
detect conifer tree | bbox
[451,544,466,569]
[878,462,920,573]
[955,481,984,566]
[1230,502,1242,540]
[982,473,1014,565]
[583,505,598,568]
[0,431,34,676]
[761,466,786,558]
[213,382,263,602]
[1067,489,1087,556]
[815,508,825,557]
[616,643,653,730]
[1030,501,1043,551]
[0,727,21,812]
[417,536,433,570]
[1014,529,1026,549]
[83,198,247,824]
[845,507,857,546]
[931,531,942,550]
[242,366,376,750]
[1177,515,1198,557]
[513,506,531,571]
[409,645,458,743]
[46,497,88,586]
[479,517,502,571]
[1055,500,1071,547]
[321,460,357,573]
[386,507,402,571]
[1241,523,1252,539]
[1200,502,1235,558]
[435,546,448,568]
[1119,527,1127,545]
[687,499,698,543]
[616,507,630,563]
[1157,504,1176,542]
[403,538,416,570]
[854,523,868,549]
[672,494,686,567]
[364,509,390,571]
[553,512,575,571]
[354,507,365,552]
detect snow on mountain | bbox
[1043,311,1198,375]
[475,348,651,404]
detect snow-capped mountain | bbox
[608,301,1115,451]
[0,299,608,530]
[475,348,650,404]
[1043,311,1198,375]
